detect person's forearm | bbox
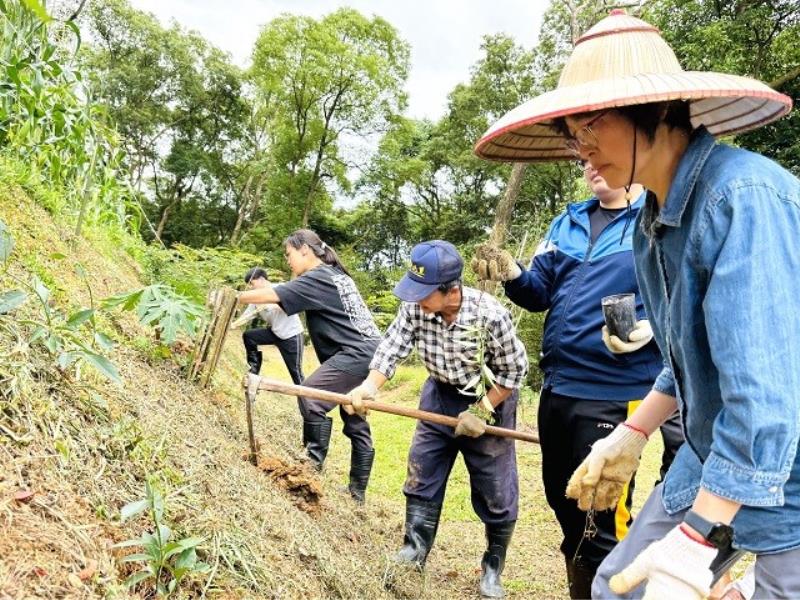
[625,388,678,436]
[238,286,279,304]
[365,370,388,390]
[690,488,741,526]
[486,383,512,408]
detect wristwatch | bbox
[683,509,734,549]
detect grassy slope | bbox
[0,180,673,599]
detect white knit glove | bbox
[609,524,717,599]
[566,423,648,511]
[344,380,378,417]
[603,319,653,354]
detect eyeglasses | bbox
[565,110,611,156]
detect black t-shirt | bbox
[275,265,381,377]
[589,203,627,244]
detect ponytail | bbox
[284,229,352,277]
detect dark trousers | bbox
[538,388,684,568]
[403,378,519,524]
[297,361,373,454]
[242,328,304,384]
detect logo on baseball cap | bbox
[393,240,464,302]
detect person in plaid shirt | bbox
[347,240,528,599]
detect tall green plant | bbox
[0,0,131,233]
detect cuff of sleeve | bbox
[502,272,524,293]
[368,360,395,380]
[654,367,677,396]
[701,451,788,507]
[493,373,523,390]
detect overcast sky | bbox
[128,0,547,121]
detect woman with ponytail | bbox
[236,229,381,503]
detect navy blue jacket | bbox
[504,191,660,401]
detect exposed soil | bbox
[250,453,323,514]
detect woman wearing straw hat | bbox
[475,9,799,600]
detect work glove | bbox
[344,380,378,417]
[455,411,487,438]
[470,243,522,282]
[719,563,754,600]
[603,319,653,354]
[565,423,647,511]
[609,524,717,599]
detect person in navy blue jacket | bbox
[472,163,683,598]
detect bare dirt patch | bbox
[248,453,323,514]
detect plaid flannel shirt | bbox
[370,286,528,389]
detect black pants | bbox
[298,361,373,454]
[538,388,683,569]
[242,328,304,384]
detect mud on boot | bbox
[393,497,442,570]
[479,521,515,598]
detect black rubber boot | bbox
[347,447,375,504]
[479,521,516,598]
[565,557,596,600]
[302,417,333,471]
[393,498,443,570]
[246,349,262,375]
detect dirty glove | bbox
[719,563,754,600]
[455,411,487,438]
[344,380,378,417]
[566,423,647,511]
[603,319,653,354]
[609,524,717,599]
[470,243,522,282]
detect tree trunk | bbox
[155,198,178,242]
[230,173,254,245]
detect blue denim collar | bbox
[640,127,716,233]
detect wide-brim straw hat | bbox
[474,10,793,162]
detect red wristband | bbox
[622,422,649,440]
[679,523,715,548]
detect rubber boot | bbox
[479,521,516,598]
[347,447,375,504]
[302,417,332,471]
[393,498,443,570]
[246,349,262,375]
[565,557,595,600]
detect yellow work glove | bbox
[344,380,378,417]
[470,243,522,282]
[603,319,653,354]
[455,411,487,437]
[565,423,648,511]
[609,524,716,599]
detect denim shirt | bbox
[634,127,800,553]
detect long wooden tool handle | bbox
[256,377,539,444]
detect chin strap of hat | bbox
[619,128,638,245]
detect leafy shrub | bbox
[141,244,271,304]
[114,479,210,596]
[102,284,206,346]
